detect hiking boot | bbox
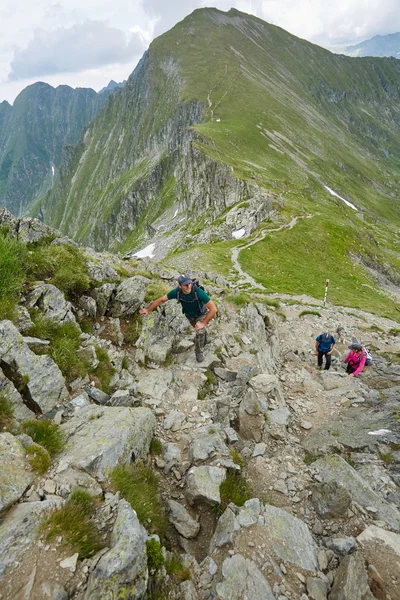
[196,352,205,363]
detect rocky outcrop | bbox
[27,284,76,324]
[0,433,34,511]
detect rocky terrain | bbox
[0,211,399,600]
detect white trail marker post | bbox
[323,279,330,306]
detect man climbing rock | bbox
[315,331,336,370]
[139,274,217,363]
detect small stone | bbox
[59,553,79,572]
[301,421,313,430]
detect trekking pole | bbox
[323,279,329,306]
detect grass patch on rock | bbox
[144,282,170,303]
[26,444,51,474]
[0,231,28,320]
[90,346,116,394]
[40,489,103,559]
[146,539,165,570]
[299,310,322,318]
[21,419,64,456]
[0,395,15,432]
[165,554,191,581]
[219,471,253,512]
[110,463,169,538]
[149,438,163,455]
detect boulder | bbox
[311,481,352,519]
[53,467,102,498]
[329,553,374,600]
[107,276,149,317]
[268,406,291,426]
[91,283,115,316]
[26,284,76,324]
[0,433,34,511]
[306,577,329,600]
[189,426,230,463]
[0,367,33,421]
[210,505,241,551]
[224,353,260,384]
[313,455,400,531]
[78,295,97,317]
[85,500,148,600]
[249,373,280,395]
[0,208,57,243]
[0,499,63,576]
[0,320,68,414]
[357,525,400,600]
[215,554,275,600]
[60,405,156,476]
[186,466,227,505]
[168,500,200,539]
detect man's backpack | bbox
[176,279,207,315]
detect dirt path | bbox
[230,215,312,288]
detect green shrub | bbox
[205,370,216,386]
[27,316,87,382]
[299,310,322,318]
[26,444,51,474]
[0,395,15,432]
[146,539,165,570]
[121,356,130,370]
[230,449,244,468]
[90,346,116,394]
[41,488,102,559]
[110,463,169,538]
[0,233,28,320]
[21,419,64,456]
[150,438,163,455]
[219,471,252,512]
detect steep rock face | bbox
[0,82,109,216]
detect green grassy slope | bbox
[36,7,400,320]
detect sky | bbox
[1,0,400,104]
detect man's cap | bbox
[178,274,192,286]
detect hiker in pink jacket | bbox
[344,345,366,377]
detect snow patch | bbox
[133,243,155,258]
[232,228,246,239]
[324,185,358,211]
[51,165,55,177]
[367,429,392,436]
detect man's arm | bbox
[315,340,320,355]
[139,295,168,316]
[195,300,217,330]
[327,343,336,355]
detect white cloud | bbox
[8,20,146,80]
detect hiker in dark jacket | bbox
[139,274,217,363]
[315,332,336,370]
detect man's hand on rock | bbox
[139,308,149,316]
[195,321,206,331]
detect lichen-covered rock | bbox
[26,284,76,324]
[107,276,149,317]
[85,500,148,600]
[313,455,400,531]
[0,433,34,511]
[189,425,230,463]
[168,500,200,538]
[215,554,275,600]
[0,320,68,414]
[186,466,226,505]
[329,553,374,600]
[60,405,156,475]
[209,505,240,551]
[311,481,352,519]
[0,208,58,243]
[91,283,115,316]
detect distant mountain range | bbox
[0,81,121,216]
[345,32,400,58]
[99,80,126,94]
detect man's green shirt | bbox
[167,287,211,318]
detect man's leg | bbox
[317,351,323,368]
[324,353,331,370]
[189,315,207,362]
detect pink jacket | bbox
[345,350,366,376]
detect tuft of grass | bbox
[230,449,244,468]
[331,431,340,437]
[124,314,143,345]
[90,346,116,394]
[0,395,15,432]
[225,293,251,306]
[379,452,394,466]
[27,316,87,382]
[261,297,280,308]
[110,463,169,538]
[263,412,269,422]
[389,327,400,336]
[121,356,130,370]
[150,438,163,455]
[276,310,287,322]
[26,444,51,474]
[304,453,320,465]
[165,555,191,581]
[40,488,102,559]
[369,324,384,333]
[144,282,170,303]
[218,471,253,512]
[0,232,28,321]
[146,539,165,571]
[205,370,216,386]
[21,419,65,456]
[299,310,322,318]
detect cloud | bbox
[8,19,146,80]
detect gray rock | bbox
[26,284,76,324]
[59,553,79,572]
[0,209,57,243]
[77,345,99,369]
[163,443,181,470]
[168,500,200,538]
[136,369,173,400]
[252,442,266,457]
[325,536,357,556]
[85,386,111,405]
[311,481,352,519]
[268,407,291,426]
[85,499,148,599]
[178,580,199,600]
[329,553,374,600]
[357,525,400,556]
[262,504,319,571]
[109,389,133,407]
[306,577,328,600]
[186,466,226,505]
[164,410,186,431]
[189,426,229,463]
[249,373,280,395]
[237,498,261,528]
[0,499,63,576]
[210,506,240,551]
[0,433,34,511]
[313,455,400,531]
[91,283,115,316]
[60,405,156,475]
[15,306,33,333]
[0,366,33,421]
[216,554,275,600]
[86,257,119,283]
[0,320,68,413]
[53,466,102,498]
[107,276,149,317]
[224,353,260,383]
[78,295,97,317]
[40,582,68,600]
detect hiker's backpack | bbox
[176,279,207,315]
[362,347,373,366]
